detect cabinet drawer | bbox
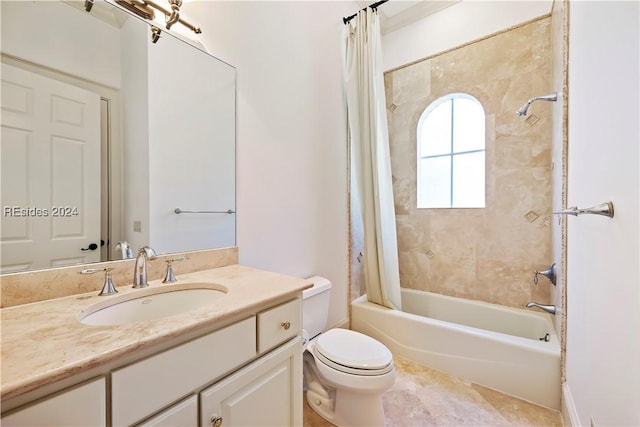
[137,395,197,427]
[257,299,301,353]
[1,377,106,427]
[112,317,256,427]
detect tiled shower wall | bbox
[550,0,569,376]
[379,17,554,308]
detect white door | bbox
[1,63,101,272]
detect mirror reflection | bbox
[0,0,236,274]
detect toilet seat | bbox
[313,329,393,376]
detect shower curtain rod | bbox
[342,0,389,24]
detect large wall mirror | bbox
[0,0,236,274]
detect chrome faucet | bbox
[133,246,158,288]
[526,302,556,315]
[115,241,133,259]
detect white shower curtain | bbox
[344,9,402,310]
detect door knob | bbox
[81,243,99,251]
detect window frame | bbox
[416,93,486,209]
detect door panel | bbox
[1,63,101,272]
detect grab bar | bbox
[174,208,235,214]
[553,201,614,218]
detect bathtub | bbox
[351,289,560,410]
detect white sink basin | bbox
[79,284,227,326]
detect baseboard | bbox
[562,382,581,426]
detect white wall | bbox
[381,0,552,71]
[564,2,640,426]
[0,1,121,88]
[188,1,353,328]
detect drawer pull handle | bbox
[211,415,223,427]
[281,321,291,330]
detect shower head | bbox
[516,92,558,117]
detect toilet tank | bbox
[302,276,332,339]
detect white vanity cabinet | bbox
[116,298,303,427]
[200,298,303,427]
[2,294,304,427]
[1,377,106,426]
[112,317,257,426]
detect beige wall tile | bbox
[383,17,553,308]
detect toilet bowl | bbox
[302,277,395,427]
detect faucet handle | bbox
[99,267,118,296]
[81,267,119,296]
[533,263,557,286]
[162,256,189,283]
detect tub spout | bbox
[526,302,556,315]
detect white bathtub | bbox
[351,289,560,410]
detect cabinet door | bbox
[1,377,106,426]
[200,338,302,427]
[137,395,197,427]
[112,317,256,426]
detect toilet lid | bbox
[313,329,393,374]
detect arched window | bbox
[417,93,485,208]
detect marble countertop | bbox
[1,264,311,401]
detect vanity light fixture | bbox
[151,25,162,43]
[86,0,202,43]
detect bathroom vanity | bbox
[0,264,309,426]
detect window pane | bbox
[452,97,485,153]
[420,100,451,157]
[418,156,451,208]
[452,152,485,208]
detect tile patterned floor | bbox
[303,355,562,427]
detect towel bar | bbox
[174,208,235,214]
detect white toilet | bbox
[302,277,395,427]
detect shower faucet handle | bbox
[533,263,556,286]
[553,201,614,218]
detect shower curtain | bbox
[344,9,402,310]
